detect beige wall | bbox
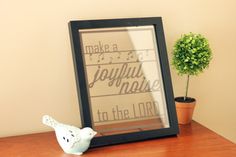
[0,0,236,143]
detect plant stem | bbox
[184,75,190,101]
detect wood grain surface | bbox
[0,121,235,157]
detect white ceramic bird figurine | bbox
[42,115,97,155]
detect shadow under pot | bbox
[175,97,196,125]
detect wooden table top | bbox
[0,121,235,157]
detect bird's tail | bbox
[42,115,59,129]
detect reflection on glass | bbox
[79,26,169,136]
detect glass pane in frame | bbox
[79,25,170,137]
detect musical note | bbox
[136,52,143,61]
[117,52,121,59]
[109,57,113,64]
[126,51,134,60]
[97,53,104,63]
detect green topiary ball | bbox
[172,33,212,75]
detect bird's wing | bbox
[65,125,82,142]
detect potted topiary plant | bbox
[172,32,212,124]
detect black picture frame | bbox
[69,17,179,147]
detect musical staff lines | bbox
[84,48,155,65]
[86,60,156,66]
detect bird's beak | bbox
[93,131,97,136]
